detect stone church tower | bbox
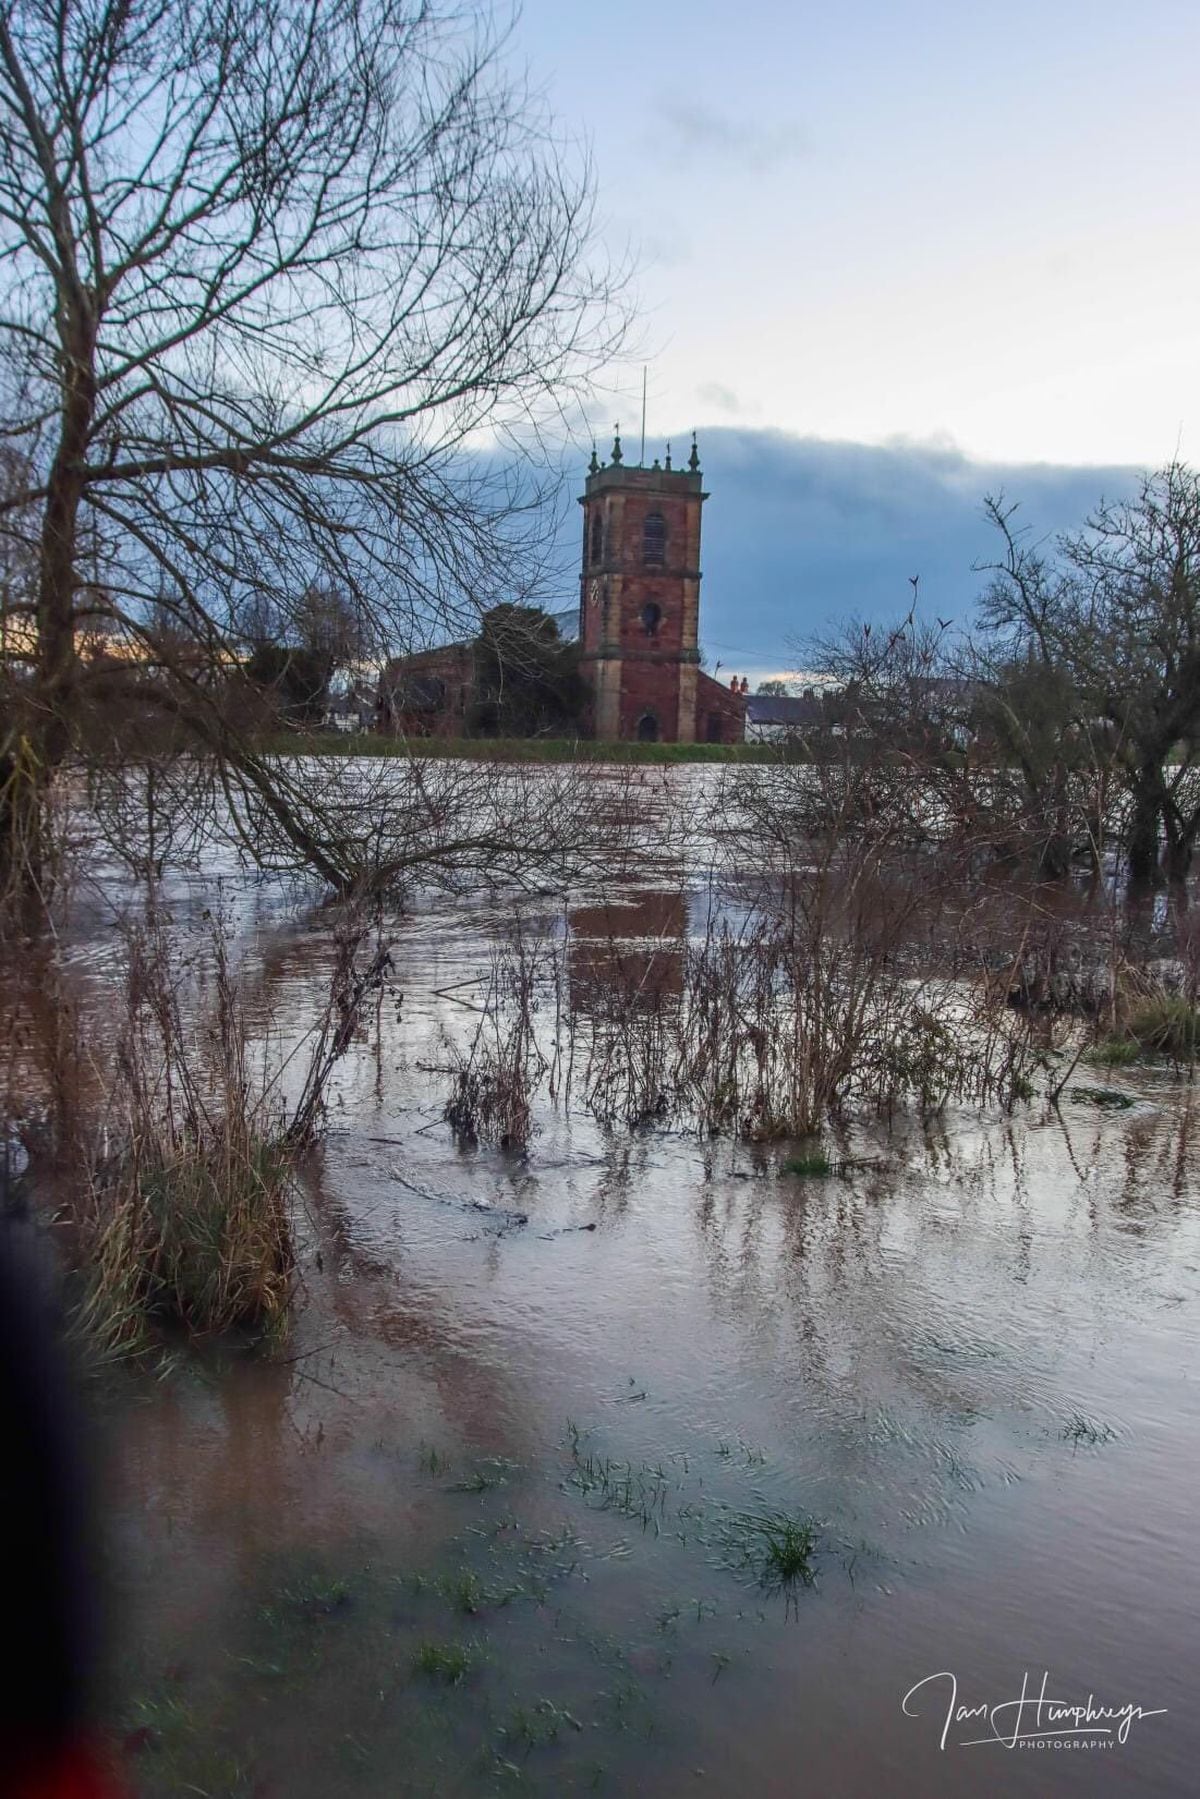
[578,433,744,743]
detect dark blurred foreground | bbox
[0,1216,124,1798]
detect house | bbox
[744,691,829,743]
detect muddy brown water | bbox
[44,767,1200,1795]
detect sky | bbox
[510,0,1199,676]
[544,432,1136,686]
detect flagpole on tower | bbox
[639,367,647,467]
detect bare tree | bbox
[0,0,624,896]
[979,468,1200,888]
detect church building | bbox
[579,434,746,744]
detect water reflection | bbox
[567,885,688,1015]
[19,770,1199,1796]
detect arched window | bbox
[636,711,660,743]
[641,601,662,637]
[643,511,666,567]
[590,512,603,566]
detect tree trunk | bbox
[1163,800,1196,894]
[15,291,96,905]
[1126,778,1164,890]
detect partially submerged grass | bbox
[462,848,1044,1151]
[499,1698,584,1754]
[73,925,294,1361]
[273,1574,354,1622]
[1086,1035,1142,1068]
[448,1456,520,1494]
[1086,995,1200,1069]
[411,1639,480,1684]
[565,1446,672,1532]
[1124,996,1200,1060]
[59,907,391,1364]
[782,1149,832,1178]
[1061,1411,1118,1447]
[1068,1085,1135,1109]
[80,1133,294,1355]
[435,1567,524,1616]
[443,924,549,1151]
[719,1508,819,1593]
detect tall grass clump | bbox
[443,918,552,1150]
[1123,995,1200,1061]
[1089,960,1200,1066]
[66,906,393,1362]
[73,922,294,1360]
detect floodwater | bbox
[61,768,1200,1794]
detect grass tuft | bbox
[1124,997,1200,1060]
[721,1508,819,1592]
[410,1639,479,1684]
[1061,1412,1118,1447]
[1068,1085,1135,1109]
[782,1150,832,1178]
[1086,1036,1141,1068]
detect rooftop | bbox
[745,693,827,728]
[583,431,705,498]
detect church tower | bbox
[578,432,709,742]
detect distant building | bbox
[322,678,377,734]
[377,434,749,744]
[578,434,745,744]
[744,691,828,743]
[376,642,475,737]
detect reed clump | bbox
[1123,995,1200,1060]
[1088,965,1200,1066]
[443,920,551,1150]
[73,922,294,1360]
[63,906,392,1362]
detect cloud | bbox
[543,428,1140,669]
[655,98,806,172]
[684,428,1140,665]
[696,382,742,417]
